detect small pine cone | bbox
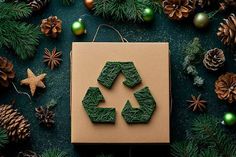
[221,0,236,9]
[40,16,62,38]
[0,105,30,142]
[162,0,195,20]
[203,48,225,71]
[215,73,236,103]
[35,106,55,127]
[217,13,236,45]
[0,57,15,88]
[27,0,50,12]
[18,150,38,157]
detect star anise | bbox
[187,94,207,112]
[43,48,62,70]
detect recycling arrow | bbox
[82,61,156,124]
[97,62,142,89]
[122,87,156,123]
[82,87,116,123]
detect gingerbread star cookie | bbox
[20,68,46,96]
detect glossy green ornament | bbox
[223,112,236,126]
[193,13,209,29]
[142,7,154,22]
[71,18,86,36]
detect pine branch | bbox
[171,115,236,157]
[199,149,220,157]
[0,20,40,60]
[191,115,236,157]
[41,148,68,157]
[171,141,198,157]
[0,128,8,149]
[93,0,161,22]
[0,2,32,20]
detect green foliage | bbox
[41,148,68,157]
[171,115,236,157]
[182,38,205,87]
[93,0,161,22]
[171,141,198,157]
[0,2,31,20]
[61,0,74,5]
[0,2,40,60]
[0,128,8,149]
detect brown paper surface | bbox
[71,42,170,144]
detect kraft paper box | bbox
[71,42,170,144]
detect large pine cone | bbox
[0,57,15,88]
[217,13,236,45]
[203,48,225,71]
[0,105,30,142]
[40,16,62,38]
[215,73,236,103]
[162,0,195,20]
[27,0,50,12]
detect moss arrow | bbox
[97,62,142,89]
[82,87,116,123]
[122,87,156,123]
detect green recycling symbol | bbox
[82,62,156,124]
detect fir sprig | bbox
[0,128,8,149]
[182,37,205,87]
[171,115,236,157]
[41,148,68,157]
[0,2,31,20]
[93,0,161,22]
[0,2,40,60]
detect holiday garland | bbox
[0,2,40,60]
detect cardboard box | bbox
[71,42,170,144]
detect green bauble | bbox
[223,112,236,126]
[142,7,154,22]
[193,13,209,29]
[71,18,86,36]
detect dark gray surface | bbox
[0,0,236,156]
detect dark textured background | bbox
[0,0,236,156]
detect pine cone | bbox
[0,105,30,142]
[40,16,62,38]
[203,48,225,71]
[35,106,55,127]
[0,57,15,88]
[215,73,236,103]
[224,0,236,7]
[162,0,195,20]
[217,13,236,45]
[18,150,38,157]
[27,0,50,12]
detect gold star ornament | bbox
[20,68,46,96]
